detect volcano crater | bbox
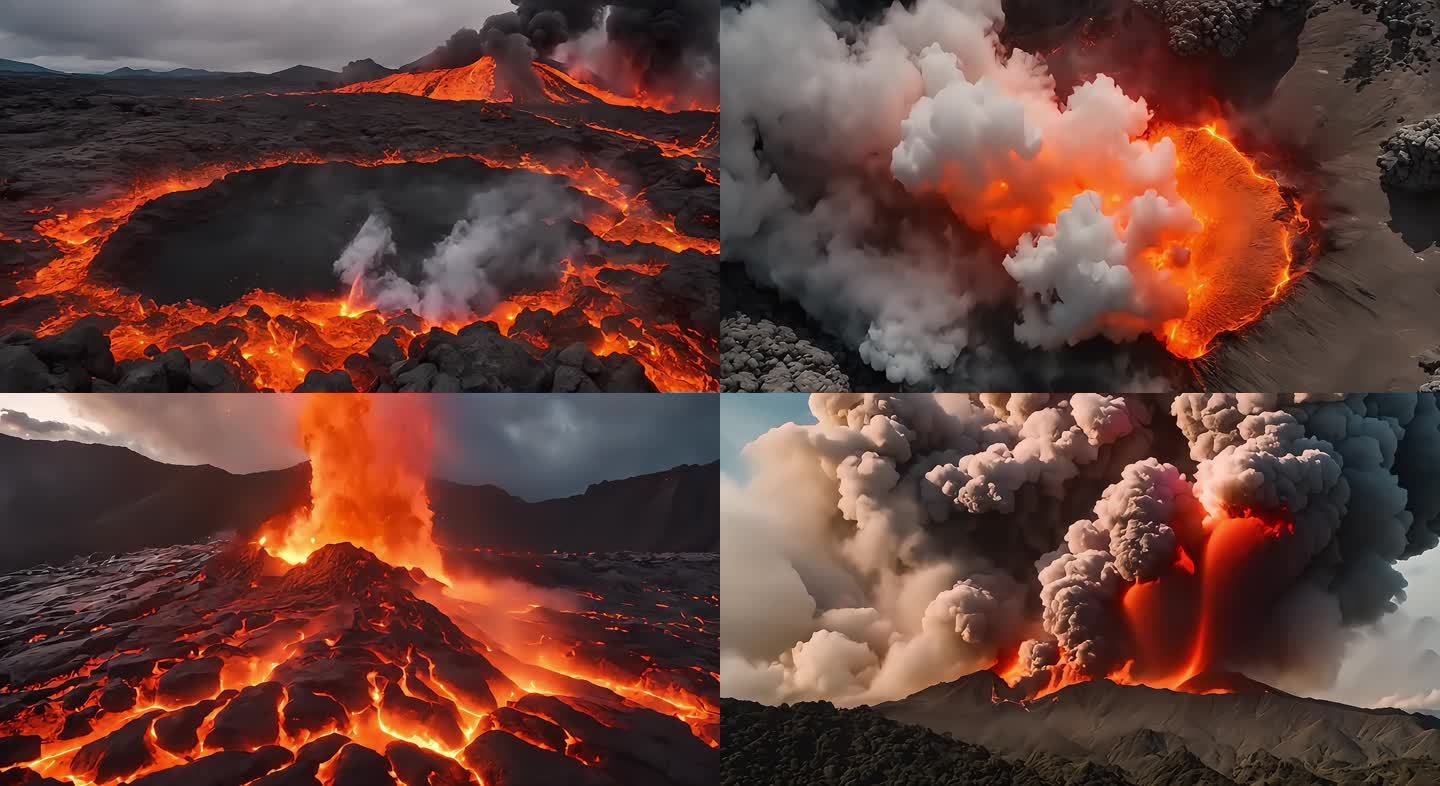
[90,160,605,309]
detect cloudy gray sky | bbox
[0,394,717,500]
[0,0,504,73]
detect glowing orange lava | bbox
[2,149,718,391]
[1154,123,1309,359]
[330,56,713,113]
[259,394,449,582]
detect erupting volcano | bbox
[718,0,1340,392]
[0,394,720,785]
[721,393,1440,784]
[0,25,718,394]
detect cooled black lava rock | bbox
[0,734,41,767]
[1133,0,1308,56]
[1381,114,1440,190]
[719,313,850,392]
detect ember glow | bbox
[1,147,718,391]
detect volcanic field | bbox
[0,59,719,393]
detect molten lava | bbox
[2,148,718,391]
[997,509,1304,701]
[259,395,449,582]
[0,398,718,784]
[1153,123,1309,359]
[331,56,714,113]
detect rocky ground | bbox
[0,539,718,785]
[0,74,718,392]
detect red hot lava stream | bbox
[2,149,718,392]
[997,508,1306,700]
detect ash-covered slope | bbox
[0,435,717,571]
[0,540,717,785]
[872,671,1440,783]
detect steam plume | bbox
[720,0,1209,385]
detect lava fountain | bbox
[259,394,449,583]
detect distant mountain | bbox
[0,434,718,571]
[725,678,1440,785]
[103,66,259,79]
[267,64,341,85]
[0,58,61,75]
[872,671,1440,783]
[339,58,396,84]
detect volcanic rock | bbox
[0,346,55,392]
[385,741,479,786]
[0,769,68,786]
[487,707,567,754]
[30,323,114,380]
[128,746,294,786]
[295,369,356,392]
[0,735,40,767]
[1381,114,1440,191]
[461,731,615,786]
[97,681,137,712]
[205,681,284,750]
[115,359,170,392]
[329,744,396,786]
[720,313,849,392]
[154,696,229,754]
[281,687,351,737]
[70,712,161,782]
[155,655,223,704]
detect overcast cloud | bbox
[0,0,504,73]
[0,394,717,500]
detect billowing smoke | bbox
[720,0,1208,386]
[720,394,1440,708]
[334,180,582,323]
[411,0,719,105]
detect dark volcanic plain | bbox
[0,74,719,393]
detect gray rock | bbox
[294,369,356,393]
[117,361,169,392]
[366,334,405,367]
[0,346,58,392]
[396,362,438,392]
[552,365,602,393]
[1380,114,1440,191]
[190,360,243,392]
[431,373,462,393]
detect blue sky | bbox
[720,393,813,483]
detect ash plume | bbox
[720,0,1211,386]
[720,394,1440,707]
[334,180,583,323]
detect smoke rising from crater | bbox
[334,179,583,323]
[720,0,1211,386]
[720,394,1440,707]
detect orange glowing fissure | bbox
[1151,122,1310,359]
[2,148,718,392]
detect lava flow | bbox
[331,56,714,113]
[1151,122,1310,359]
[0,396,718,785]
[997,509,1304,701]
[2,147,718,392]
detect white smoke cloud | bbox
[721,393,1440,707]
[721,0,1204,384]
[333,180,582,323]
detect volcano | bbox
[0,540,718,786]
[722,671,1440,784]
[0,48,718,393]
